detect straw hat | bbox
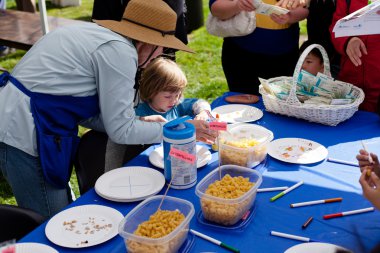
[93,0,193,53]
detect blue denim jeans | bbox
[0,142,72,219]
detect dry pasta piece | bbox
[364,165,373,177]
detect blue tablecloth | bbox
[20,92,380,253]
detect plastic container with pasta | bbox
[195,165,262,226]
[118,195,194,253]
[219,123,274,168]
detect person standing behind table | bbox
[0,0,216,219]
[302,0,341,78]
[330,0,380,112]
[105,57,213,171]
[209,0,309,95]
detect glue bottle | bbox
[163,116,197,189]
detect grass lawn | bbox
[0,0,307,205]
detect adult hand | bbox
[237,0,256,12]
[187,120,217,144]
[270,13,290,25]
[357,149,380,178]
[139,115,167,123]
[359,169,380,210]
[346,37,367,67]
[276,0,307,10]
[194,110,211,121]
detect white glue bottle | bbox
[163,116,197,189]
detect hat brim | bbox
[94,19,194,53]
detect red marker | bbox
[323,207,374,220]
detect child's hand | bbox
[139,115,167,123]
[357,149,380,178]
[187,120,217,144]
[270,13,290,24]
[194,110,211,121]
[359,169,380,210]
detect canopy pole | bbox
[38,0,49,34]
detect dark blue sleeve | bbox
[177,98,198,117]
[135,103,151,117]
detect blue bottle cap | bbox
[163,116,195,140]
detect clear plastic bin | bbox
[118,195,194,253]
[195,165,262,226]
[219,123,274,168]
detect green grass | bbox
[0,0,307,205]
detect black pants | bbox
[74,130,150,195]
[221,39,299,95]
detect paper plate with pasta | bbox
[267,138,328,164]
[45,205,123,248]
[212,104,263,123]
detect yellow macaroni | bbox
[126,210,187,253]
[205,174,253,199]
[222,138,259,148]
[219,138,267,167]
[201,174,256,225]
[126,229,187,253]
[134,210,185,238]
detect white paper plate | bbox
[95,166,165,202]
[268,138,328,164]
[285,242,352,253]
[212,104,263,123]
[45,205,123,248]
[149,145,211,169]
[0,243,58,253]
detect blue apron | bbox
[0,72,100,188]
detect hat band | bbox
[123,18,175,37]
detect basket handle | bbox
[286,44,331,105]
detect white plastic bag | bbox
[206,11,256,38]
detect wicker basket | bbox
[259,44,364,126]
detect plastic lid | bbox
[163,116,195,140]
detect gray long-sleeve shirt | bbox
[0,22,164,156]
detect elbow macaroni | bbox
[219,138,267,167]
[201,174,256,225]
[126,210,187,253]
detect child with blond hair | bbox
[105,57,212,171]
